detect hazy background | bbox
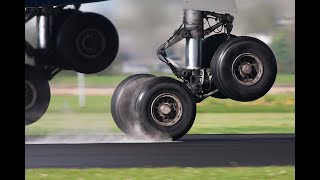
[25,0,295,147]
[25,0,295,75]
[25,2,295,178]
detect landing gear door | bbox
[181,0,238,14]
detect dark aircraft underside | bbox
[25,0,108,7]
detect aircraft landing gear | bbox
[25,5,119,126]
[112,9,277,140]
[25,5,119,73]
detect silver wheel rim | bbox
[25,80,37,110]
[75,28,106,59]
[150,93,183,127]
[232,53,263,86]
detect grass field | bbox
[26,166,294,180]
[50,74,129,87]
[25,93,294,135]
[49,73,295,87]
[25,112,294,135]
[274,74,295,85]
[44,93,294,114]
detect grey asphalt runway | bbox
[25,134,295,168]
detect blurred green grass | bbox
[25,93,294,135]
[49,73,294,87]
[45,93,295,114]
[25,112,294,135]
[25,166,294,180]
[274,73,295,85]
[50,74,129,87]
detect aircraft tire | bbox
[210,36,277,102]
[51,9,79,45]
[111,74,156,135]
[134,76,197,141]
[56,12,119,74]
[25,66,51,126]
[202,33,236,99]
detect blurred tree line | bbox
[271,31,295,74]
[235,0,295,74]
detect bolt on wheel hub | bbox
[151,93,183,127]
[232,53,263,86]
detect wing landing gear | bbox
[25,4,119,126]
[112,9,277,140]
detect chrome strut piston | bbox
[36,12,51,49]
[183,9,203,70]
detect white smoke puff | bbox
[129,122,172,142]
[25,119,173,144]
[25,134,172,144]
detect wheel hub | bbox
[159,103,172,115]
[241,63,252,74]
[232,53,263,86]
[75,28,106,59]
[151,93,182,127]
[25,80,37,110]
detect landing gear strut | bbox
[112,9,277,140]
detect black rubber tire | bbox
[202,33,236,68]
[210,36,277,102]
[134,77,197,140]
[25,67,51,126]
[202,33,236,99]
[50,9,78,47]
[56,12,119,74]
[111,74,156,134]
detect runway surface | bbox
[25,134,295,168]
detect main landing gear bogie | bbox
[112,9,277,140]
[25,4,119,126]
